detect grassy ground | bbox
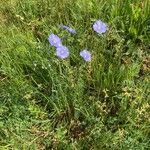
[0,0,150,149]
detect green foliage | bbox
[0,0,150,149]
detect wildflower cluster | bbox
[48,20,108,62]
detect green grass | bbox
[0,0,150,149]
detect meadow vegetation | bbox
[0,0,150,149]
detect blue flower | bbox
[56,45,69,59]
[93,20,108,34]
[80,50,91,62]
[61,25,76,34]
[48,34,62,47]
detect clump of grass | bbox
[0,0,150,149]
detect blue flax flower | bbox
[80,50,91,62]
[61,25,76,34]
[48,34,62,47]
[56,45,69,59]
[93,20,108,34]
